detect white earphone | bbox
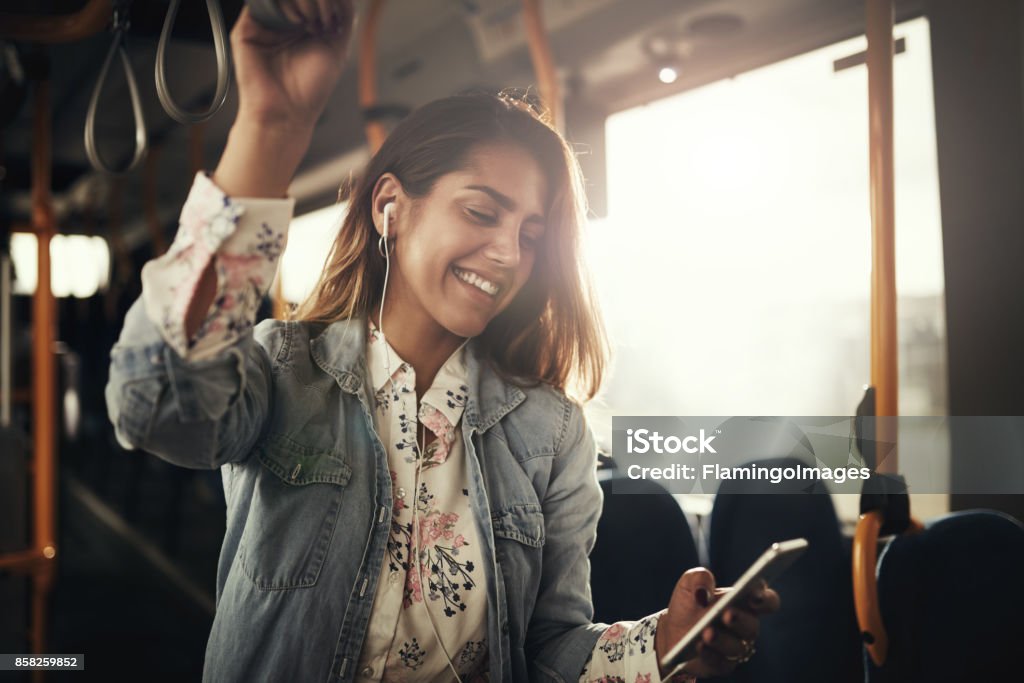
[383,201,395,240]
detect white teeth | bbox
[453,267,499,296]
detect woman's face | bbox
[378,141,548,341]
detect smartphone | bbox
[658,538,809,676]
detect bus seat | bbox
[710,457,862,683]
[866,509,1024,682]
[590,474,698,624]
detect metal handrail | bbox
[30,73,58,669]
[0,0,111,43]
[854,0,902,669]
[853,510,924,665]
[155,0,231,124]
[358,0,388,154]
[866,0,898,458]
[521,0,562,133]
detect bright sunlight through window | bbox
[587,17,944,417]
[583,18,948,520]
[11,233,111,298]
[277,202,349,305]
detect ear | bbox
[370,173,407,238]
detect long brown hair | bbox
[292,90,608,402]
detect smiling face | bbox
[374,141,549,345]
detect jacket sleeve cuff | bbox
[141,171,295,362]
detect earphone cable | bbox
[379,208,394,385]
[379,206,464,682]
[411,424,465,683]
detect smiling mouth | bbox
[452,266,501,298]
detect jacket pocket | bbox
[491,504,545,647]
[113,376,166,448]
[491,504,545,548]
[237,434,352,590]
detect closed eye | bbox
[465,207,497,224]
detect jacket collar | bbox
[309,315,525,433]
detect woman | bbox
[106,2,779,681]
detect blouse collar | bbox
[366,318,471,431]
[309,315,527,435]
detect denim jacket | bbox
[105,296,609,682]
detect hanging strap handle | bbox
[155,0,231,124]
[83,1,147,174]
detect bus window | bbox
[585,17,948,525]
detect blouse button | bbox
[397,487,406,500]
[361,666,374,677]
[388,570,400,586]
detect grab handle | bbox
[84,4,147,175]
[155,0,231,124]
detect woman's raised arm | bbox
[187,1,355,338]
[106,2,355,469]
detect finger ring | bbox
[738,639,756,663]
[725,640,756,664]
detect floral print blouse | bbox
[355,318,488,681]
[140,171,682,683]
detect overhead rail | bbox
[0,0,111,43]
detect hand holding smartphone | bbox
[659,538,809,678]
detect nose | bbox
[482,223,521,268]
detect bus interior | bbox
[1,0,1023,681]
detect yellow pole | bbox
[866,0,898,472]
[521,0,563,133]
[30,74,58,679]
[358,0,388,154]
